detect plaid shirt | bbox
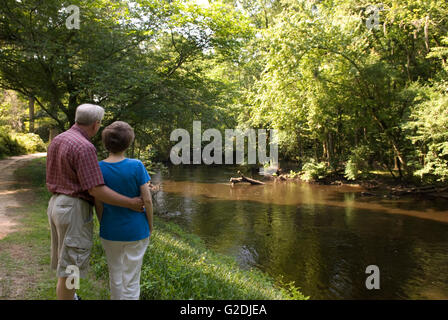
[46,124,104,204]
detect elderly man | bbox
[46,104,143,300]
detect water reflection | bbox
[152,166,448,299]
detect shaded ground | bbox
[0,153,47,241]
[0,153,47,299]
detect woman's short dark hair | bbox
[102,121,135,154]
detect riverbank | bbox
[262,169,448,201]
[0,156,306,300]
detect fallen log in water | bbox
[230,171,265,185]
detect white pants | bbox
[100,237,149,300]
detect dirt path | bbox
[0,153,47,240]
[0,153,47,299]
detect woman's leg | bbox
[101,238,125,300]
[121,237,149,300]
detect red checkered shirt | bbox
[46,124,104,204]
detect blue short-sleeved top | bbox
[98,158,151,241]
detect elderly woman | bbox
[95,121,153,300]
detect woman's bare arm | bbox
[140,183,153,236]
[94,198,104,222]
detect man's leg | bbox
[53,195,93,300]
[57,277,75,300]
[48,195,74,300]
[47,196,59,272]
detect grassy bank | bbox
[5,157,306,300]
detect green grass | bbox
[5,157,307,300]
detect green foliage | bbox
[344,159,359,181]
[232,0,448,182]
[11,133,47,154]
[405,84,448,182]
[0,128,46,159]
[301,159,328,182]
[2,0,448,181]
[0,130,26,159]
[0,90,28,131]
[344,145,372,180]
[0,0,254,160]
[289,170,300,179]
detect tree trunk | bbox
[323,140,328,161]
[230,171,265,185]
[49,128,59,142]
[67,96,78,127]
[424,16,430,52]
[29,96,35,133]
[328,132,334,163]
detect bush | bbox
[12,133,47,154]
[344,145,372,180]
[406,85,448,182]
[0,130,26,159]
[344,159,359,180]
[0,129,46,159]
[301,159,328,182]
[289,170,300,179]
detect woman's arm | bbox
[140,183,153,236]
[94,198,104,222]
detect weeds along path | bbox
[0,153,47,241]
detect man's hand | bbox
[129,197,144,212]
[89,185,144,211]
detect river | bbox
[150,166,448,300]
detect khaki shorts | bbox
[47,194,93,279]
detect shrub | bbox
[0,130,26,159]
[344,145,372,180]
[289,170,300,179]
[344,159,359,180]
[0,129,46,159]
[406,86,448,182]
[301,159,328,182]
[11,133,47,153]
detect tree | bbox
[0,0,252,159]
[239,0,448,179]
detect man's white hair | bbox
[75,104,105,126]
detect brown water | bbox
[151,166,448,300]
